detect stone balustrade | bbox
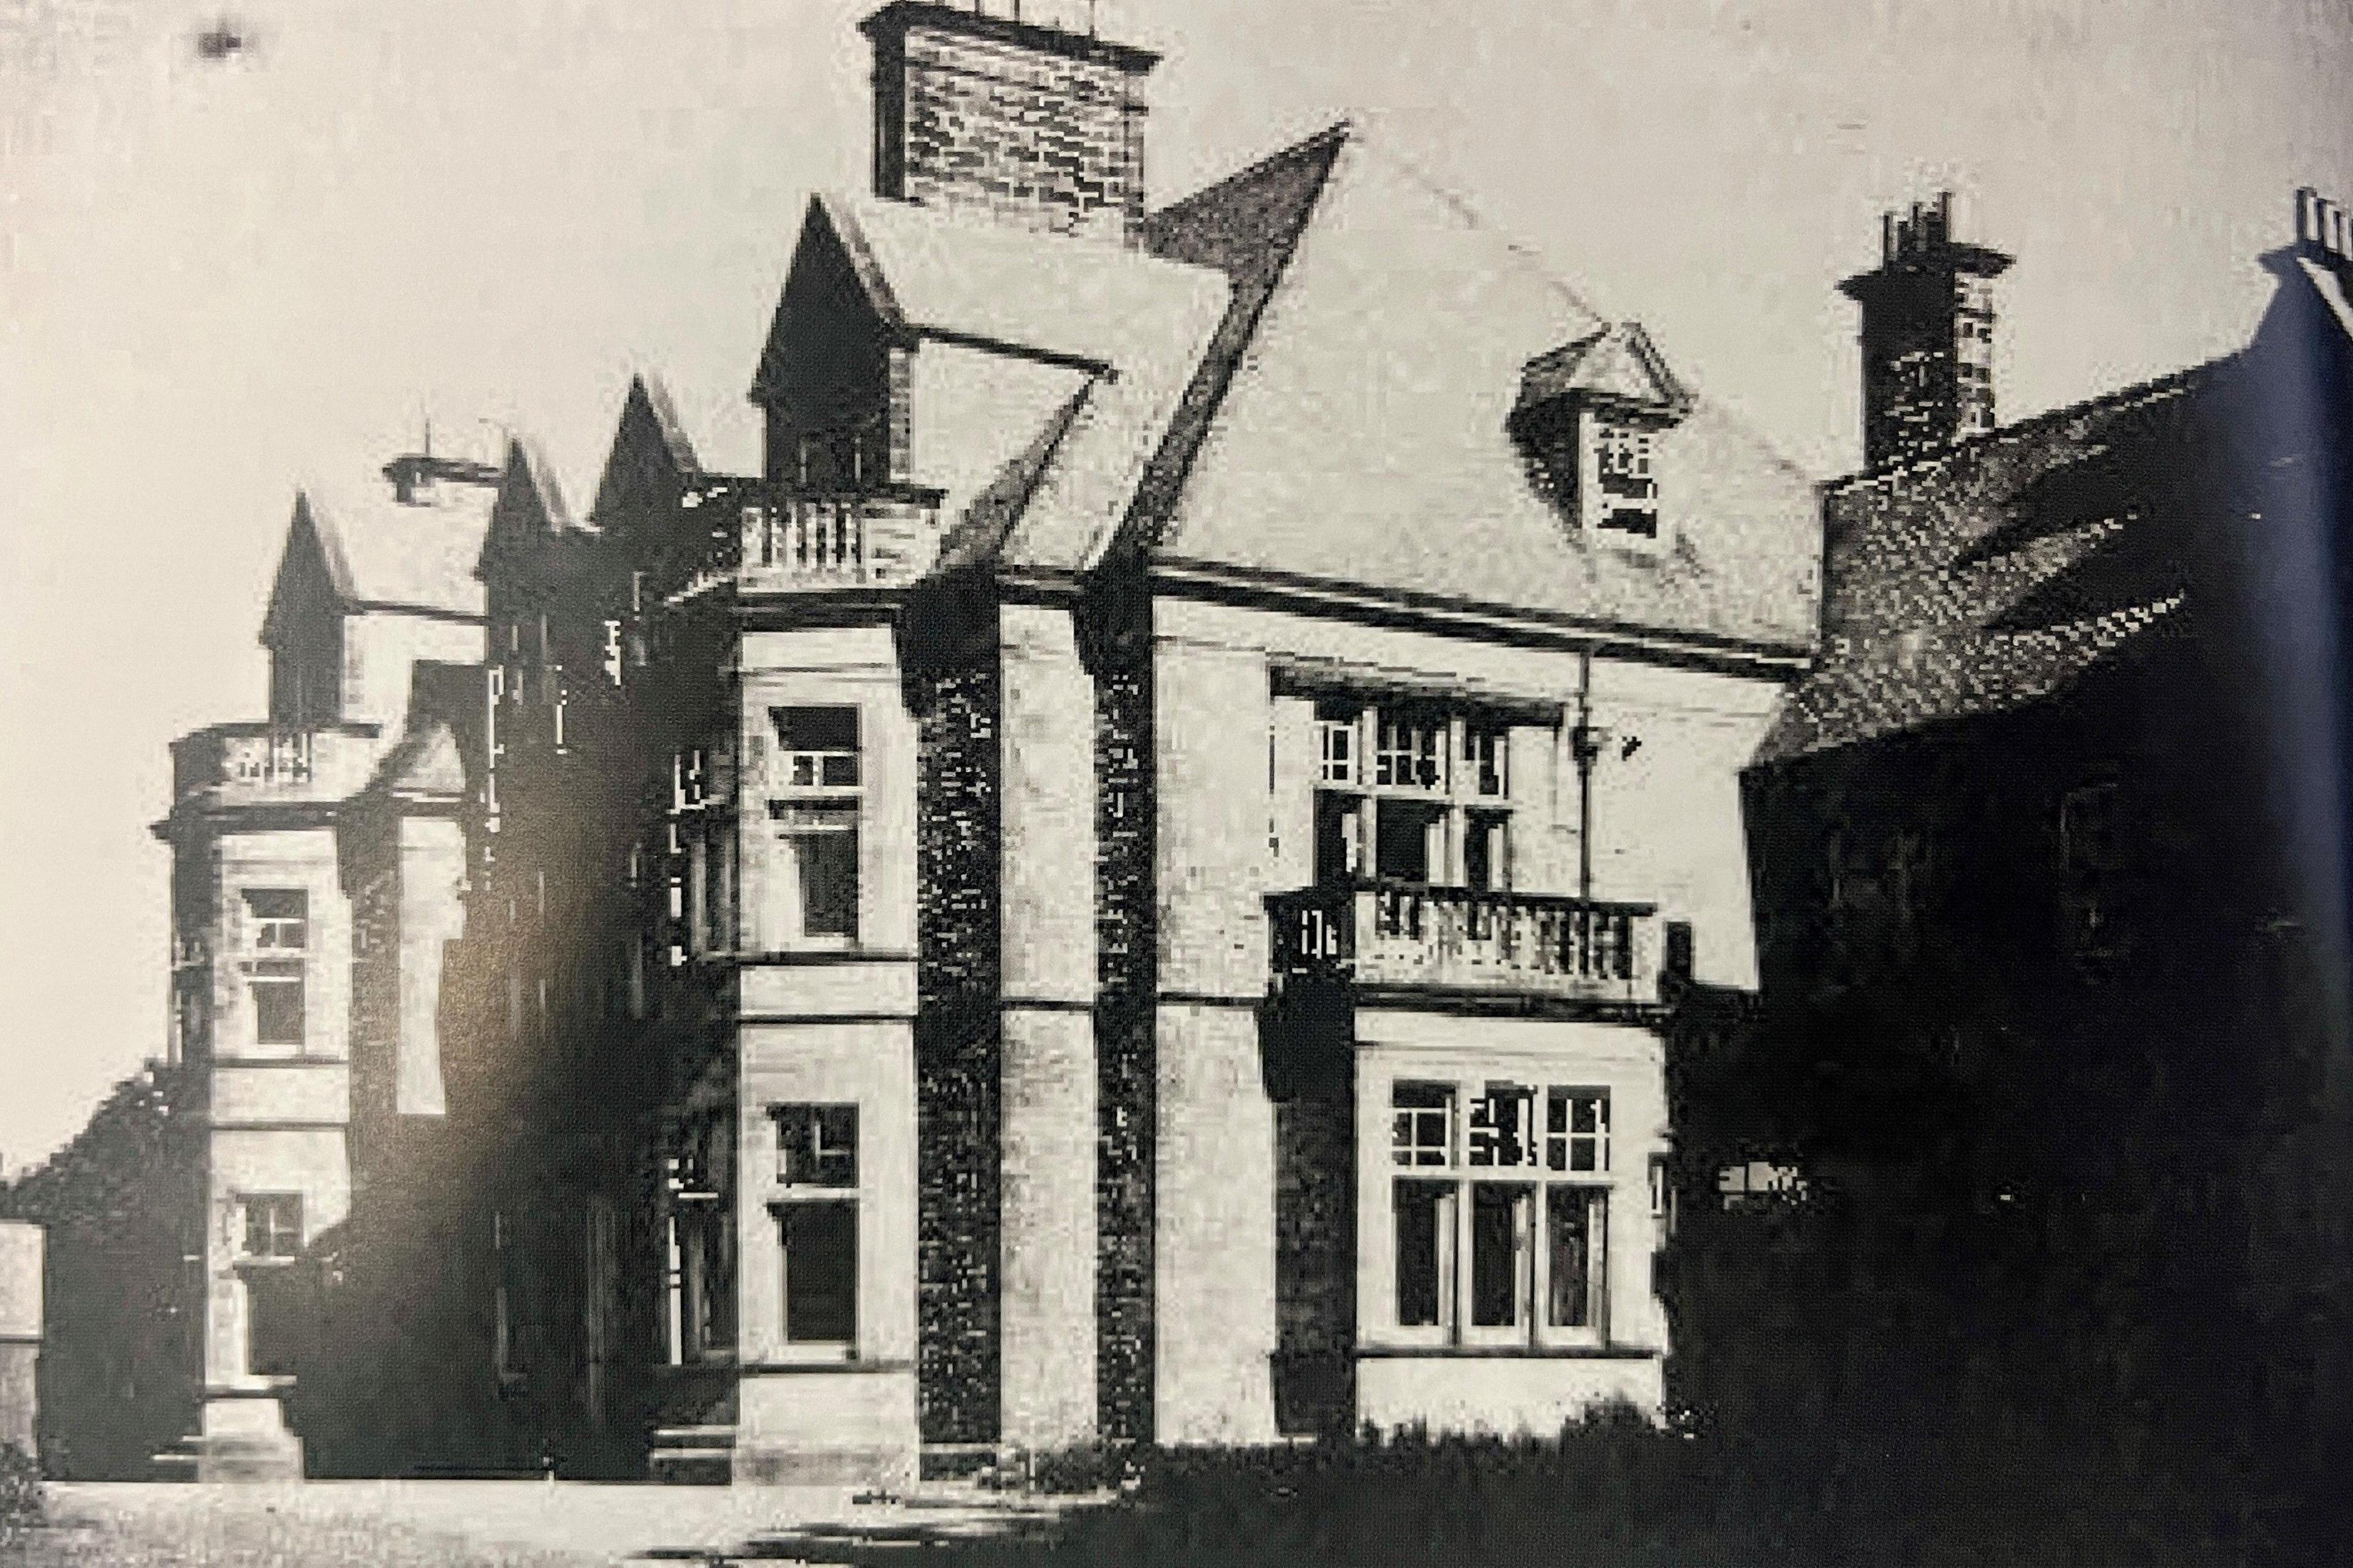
[170,724,382,809]
[1267,881,1662,1006]
[665,484,945,601]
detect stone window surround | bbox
[237,887,309,1056]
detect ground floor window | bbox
[768,1102,858,1350]
[1385,1079,1611,1346]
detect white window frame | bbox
[1311,700,1517,890]
[761,705,864,952]
[1381,1077,1612,1351]
[767,1102,860,1357]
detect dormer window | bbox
[1512,322,1689,553]
[1594,422,1659,538]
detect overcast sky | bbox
[2,0,2349,1170]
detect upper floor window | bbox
[773,707,860,790]
[1312,700,1514,888]
[1317,708,1357,786]
[241,890,307,1051]
[1594,423,1659,538]
[1374,712,1447,792]
[762,706,862,947]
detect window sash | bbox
[773,1103,858,1190]
[1390,1083,1455,1168]
[1381,1078,1617,1348]
[249,970,305,1050]
[764,809,859,946]
[1547,1091,1610,1174]
[778,1199,857,1347]
[242,1194,303,1259]
[1374,715,1447,791]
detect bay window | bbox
[1385,1078,1610,1347]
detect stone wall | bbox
[0,1223,40,1455]
[915,660,1001,1444]
[1093,656,1155,1442]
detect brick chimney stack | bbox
[1839,191,2016,469]
[861,1,1159,247]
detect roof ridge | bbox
[1829,357,2230,494]
[1150,120,1356,224]
[1347,133,1607,330]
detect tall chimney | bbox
[860,2,1159,247]
[1838,190,2015,469]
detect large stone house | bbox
[1741,190,2353,1474]
[152,1,1818,1483]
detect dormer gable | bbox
[749,196,904,489]
[589,373,705,543]
[474,436,580,584]
[1511,322,1693,548]
[261,491,352,652]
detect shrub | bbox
[0,1439,42,1543]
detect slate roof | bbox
[1752,366,2222,765]
[802,192,1233,577]
[293,477,496,618]
[1123,125,1821,649]
[828,192,1229,376]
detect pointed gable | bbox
[1135,128,1819,651]
[589,373,704,532]
[474,436,578,581]
[1516,322,1690,422]
[261,492,351,649]
[749,195,903,419]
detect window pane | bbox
[1547,1189,1606,1330]
[1390,1083,1453,1167]
[773,706,860,790]
[798,827,858,939]
[783,1201,857,1343]
[775,1104,858,1188]
[1314,795,1362,885]
[1468,1085,1537,1170]
[252,978,305,1048]
[1547,1091,1609,1173]
[1375,802,1439,882]
[1470,1184,1530,1328]
[1393,1180,1453,1328]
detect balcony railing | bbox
[665,485,945,601]
[170,724,382,808]
[1267,881,1662,1006]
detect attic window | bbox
[1512,324,1687,551]
[1594,423,1659,537]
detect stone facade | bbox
[0,1223,39,1456]
[124,0,1821,1484]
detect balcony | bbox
[170,724,383,810]
[1267,882,1663,1009]
[665,484,945,602]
